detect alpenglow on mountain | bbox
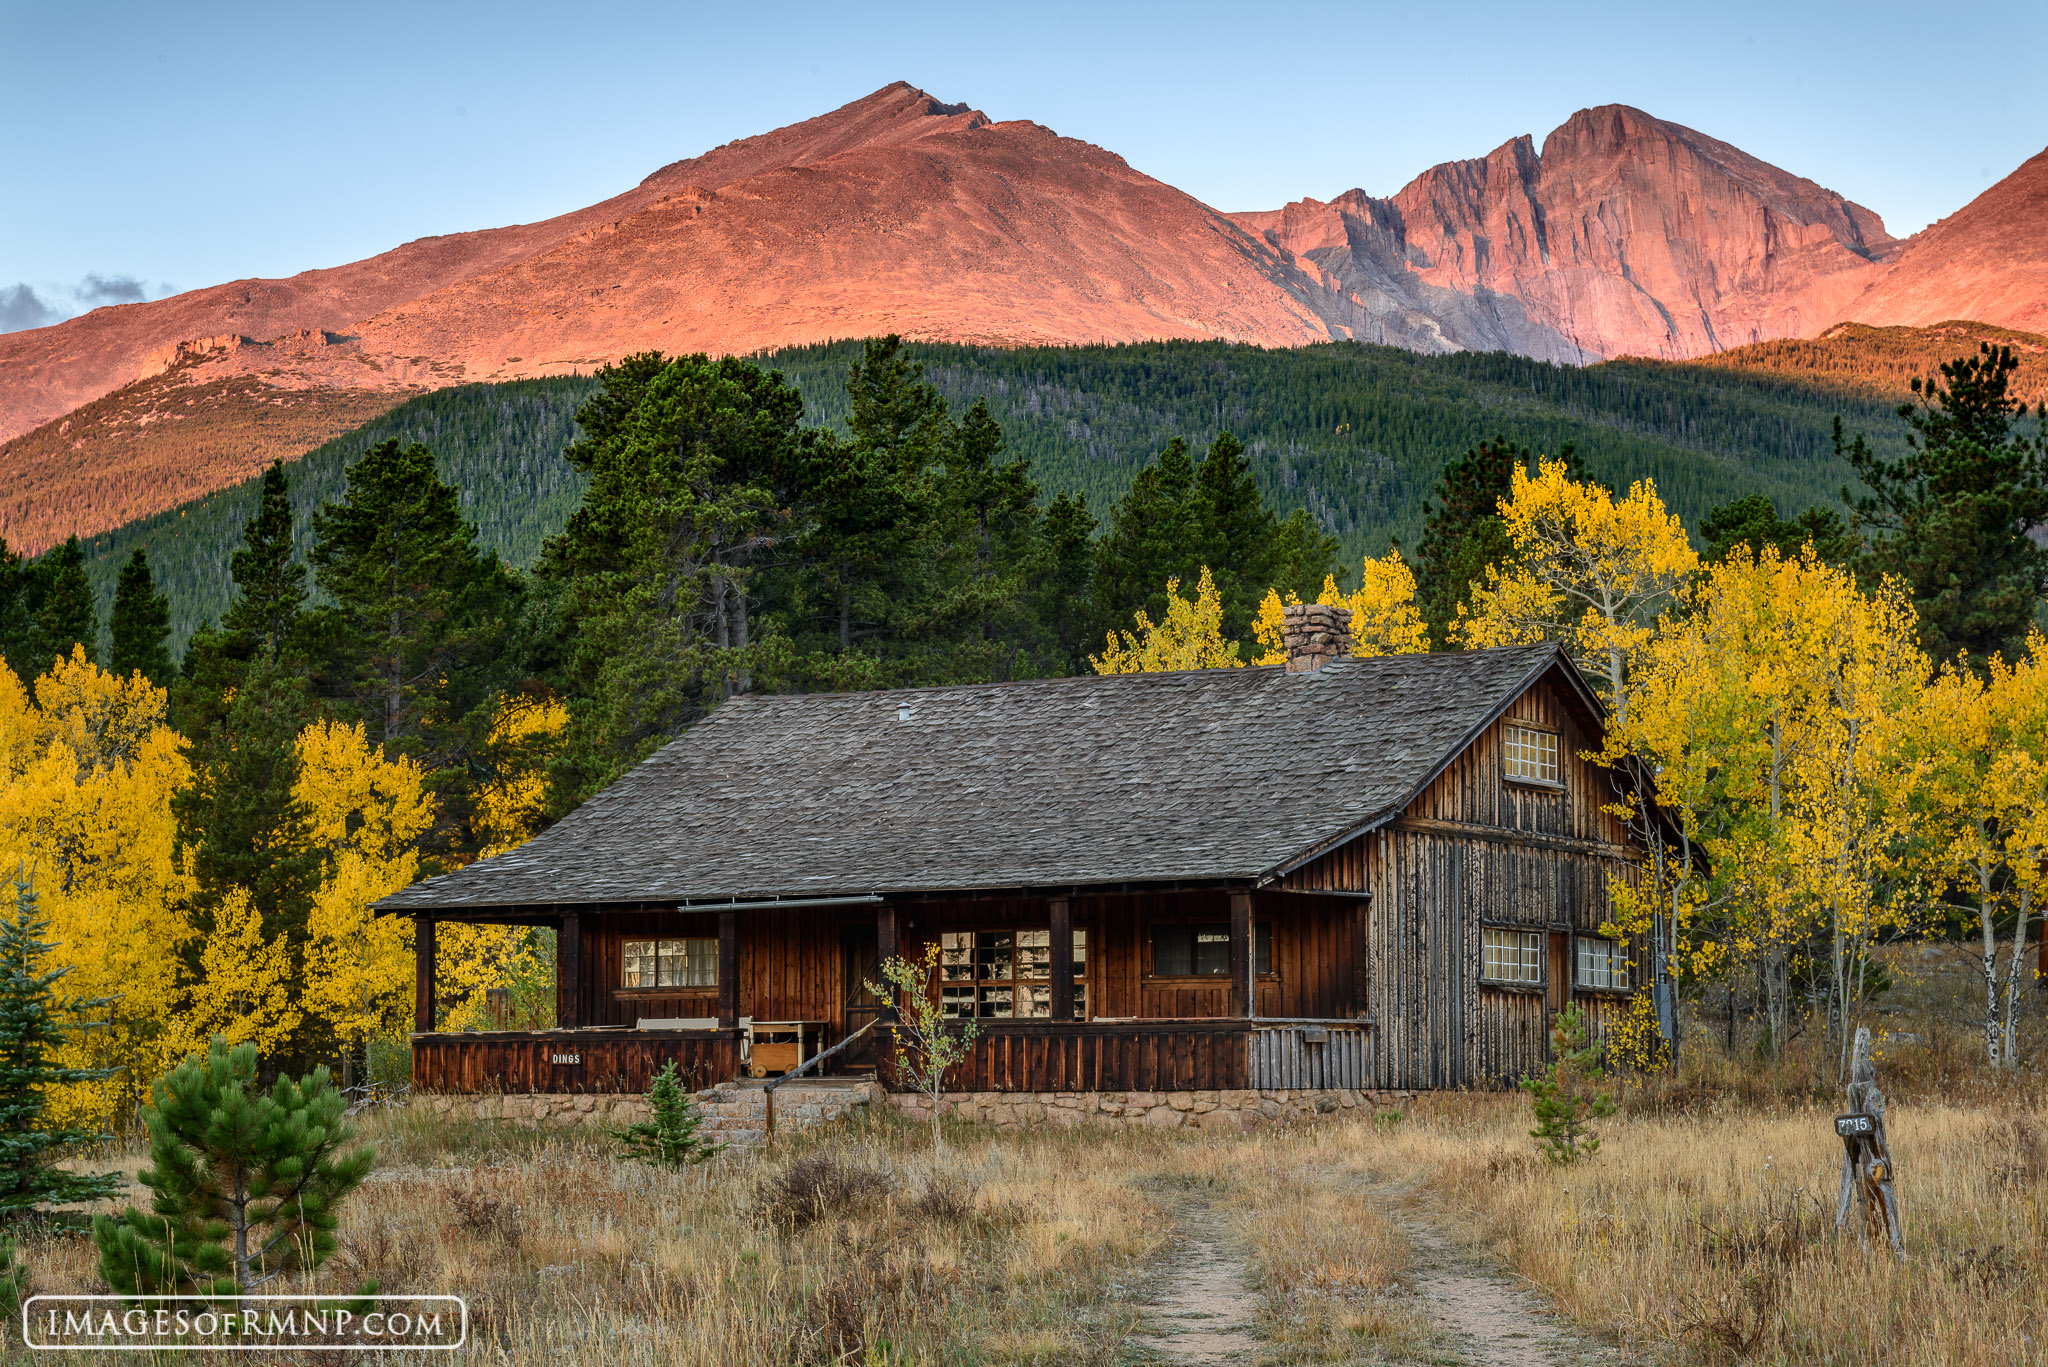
[3,82,2044,552]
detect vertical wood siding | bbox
[1250,1024,1372,1088]
[1279,669,1650,1089]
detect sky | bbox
[4,0,2045,333]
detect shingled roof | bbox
[378,643,1584,913]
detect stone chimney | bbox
[1280,602,1354,673]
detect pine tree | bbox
[0,537,33,683]
[25,537,97,679]
[222,460,306,657]
[1412,438,1531,649]
[1097,433,1333,655]
[172,651,321,953]
[922,398,1051,680]
[1699,493,1855,566]
[1840,343,2048,668]
[1036,492,1100,675]
[607,1061,721,1166]
[541,352,808,805]
[1095,437,1200,633]
[308,439,518,764]
[0,876,123,1219]
[93,1038,375,1297]
[108,547,174,685]
[788,336,947,681]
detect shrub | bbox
[757,1152,892,1232]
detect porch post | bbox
[1229,890,1253,1018]
[558,913,582,1030]
[876,902,899,1021]
[1049,897,1074,1021]
[414,916,435,1032]
[717,909,738,1028]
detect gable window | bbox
[1576,936,1631,991]
[940,930,1088,1019]
[1481,927,1544,986]
[622,938,717,989]
[1503,725,1561,785]
[1149,924,1272,976]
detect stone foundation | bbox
[413,1083,1408,1138]
[888,1087,1415,1130]
[415,1079,885,1144]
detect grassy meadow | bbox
[10,946,2045,1366]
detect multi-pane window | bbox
[1503,725,1561,784]
[621,938,718,988]
[940,930,1088,1019]
[1576,936,1631,991]
[1149,924,1273,976]
[1481,927,1544,985]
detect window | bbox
[621,938,717,988]
[940,930,1087,1019]
[1577,936,1631,991]
[1149,924,1272,976]
[1503,725,1561,784]
[1481,927,1544,985]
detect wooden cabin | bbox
[378,606,1660,1098]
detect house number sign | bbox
[551,1052,581,1065]
[1834,1113,1876,1138]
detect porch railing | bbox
[411,1028,744,1094]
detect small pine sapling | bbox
[93,1038,376,1299]
[868,945,979,1153]
[1519,1004,1616,1164]
[0,875,123,1222]
[609,1061,721,1166]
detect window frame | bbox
[939,928,1089,1020]
[1575,935,1632,993]
[617,936,719,991]
[1502,723,1564,789]
[1479,924,1546,990]
[1145,922,1275,979]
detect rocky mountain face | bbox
[1231,105,1900,363]
[3,83,2042,552]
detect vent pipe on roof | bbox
[1281,602,1354,673]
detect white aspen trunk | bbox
[2000,889,2031,1068]
[1979,854,2002,1067]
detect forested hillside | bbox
[79,339,1910,649]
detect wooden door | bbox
[1546,931,1571,1045]
[839,926,882,1071]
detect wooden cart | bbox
[746,1020,826,1078]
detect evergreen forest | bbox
[69,339,1914,652]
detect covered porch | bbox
[406,885,1377,1095]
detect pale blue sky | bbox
[4,0,2043,331]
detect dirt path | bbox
[1393,1206,1617,1367]
[1126,1193,1263,1365]
[1123,1177,1618,1367]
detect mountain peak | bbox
[638,82,989,197]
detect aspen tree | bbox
[295,720,431,1077]
[1459,460,1697,723]
[1091,568,1242,673]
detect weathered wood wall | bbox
[1281,667,1647,1089]
[412,1030,743,1094]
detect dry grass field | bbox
[9,950,2045,1365]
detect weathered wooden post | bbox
[1834,1026,1903,1257]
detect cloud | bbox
[0,275,179,334]
[76,273,152,307]
[0,284,65,334]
